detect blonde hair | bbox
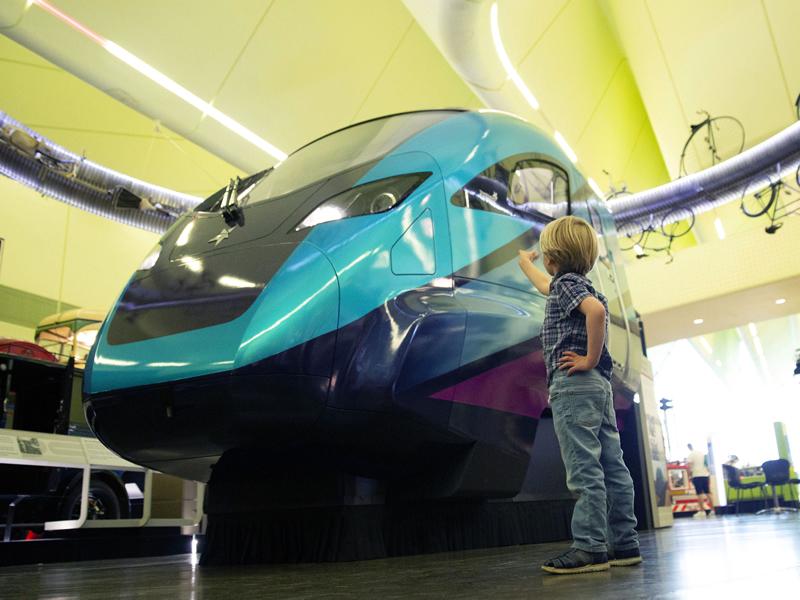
[539,215,599,275]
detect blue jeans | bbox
[550,368,639,553]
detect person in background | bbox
[724,454,739,467]
[687,443,714,517]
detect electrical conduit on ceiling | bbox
[0,110,200,233]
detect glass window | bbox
[451,154,569,220]
[193,111,457,213]
[247,111,457,205]
[508,160,568,207]
[451,163,516,217]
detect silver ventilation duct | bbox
[0,111,201,233]
[607,121,800,235]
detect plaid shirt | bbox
[541,271,613,387]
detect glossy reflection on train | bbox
[83,110,644,499]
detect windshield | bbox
[246,111,457,205]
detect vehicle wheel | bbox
[741,183,776,218]
[660,206,695,238]
[618,229,645,252]
[679,115,745,176]
[60,479,121,520]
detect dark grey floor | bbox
[2,514,800,599]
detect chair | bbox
[757,459,799,515]
[790,471,800,506]
[722,464,765,515]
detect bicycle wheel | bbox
[605,190,632,202]
[618,228,645,252]
[660,206,695,238]
[679,115,745,176]
[741,182,777,218]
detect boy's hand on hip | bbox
[558,351,594,375]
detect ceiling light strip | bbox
[489,3,540,111]
[714,218,725,240]
[31,0,286,161]
[31,0,104,44]
[554,131,578,164]
[489,3,592,176]
[587,177,604,198]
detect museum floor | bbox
[2,514,799,599]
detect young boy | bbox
[518,215,641,575]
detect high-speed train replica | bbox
[84,109,644,499]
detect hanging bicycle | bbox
[602,170,633,202]
[618,205,696,263]
[678,110,745,177]
[740,168,800,234]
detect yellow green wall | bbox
[0,34,240,194]
[0,33,236,341]
[0,175,158,340]
[496,0,671,196]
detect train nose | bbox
[83,241,340,477]
[86,241,339,394]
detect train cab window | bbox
[451,155,569,220]
[508,160,569,217]
[451,163,515,217]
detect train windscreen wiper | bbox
[220,176,244,227]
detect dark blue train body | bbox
[84,110,643,498]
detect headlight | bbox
[295,172,431,231]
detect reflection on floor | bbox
[2,514,799,599]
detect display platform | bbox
[202,498,574,565]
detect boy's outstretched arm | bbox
[517,249,551,295]
[558,296,606,375]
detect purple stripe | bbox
[432,350,549,418]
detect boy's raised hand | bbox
[517,248,550,295]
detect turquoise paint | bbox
[83,271,136,395]
[89,301,254,393]
[455,278,547,366]
[391,112,585,209]
[87,241,339,393]
[304,113,585,332]
[88,112,613,393]
[390,209,436,275]
[236,241,339,369]
[306,151,450,329]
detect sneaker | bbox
[541,548,610,575]
[609,547,642,567]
